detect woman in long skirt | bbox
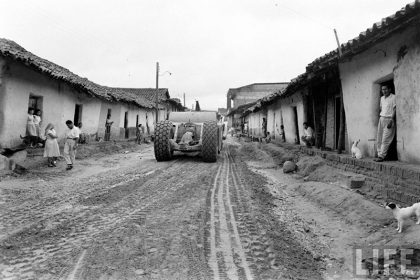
[26,108,36,136]
[44,123,60,167]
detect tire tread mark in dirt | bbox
[227,147,280,276]
[209,165,222,280]
[208,152,254,280]
[0,163,166,241]
[217,155,237,280]
[0,161,192,279]
[224,151,253,280]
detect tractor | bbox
[154,111,223,162]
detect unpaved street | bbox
[0,141,323,280]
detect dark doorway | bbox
[306,97,314,129]
[335,96,341,149]
[292,106,300,144]
[74,104,83,126]
[136,114,139,127]
[124,111,129,139]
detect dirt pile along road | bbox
[242,140,420,279]
[0,141,324,279]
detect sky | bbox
[0,0,410,110]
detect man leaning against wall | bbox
[374,84,396,162]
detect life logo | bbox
[353,246,420,278]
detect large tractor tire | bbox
[154,120,173,161]
[202,121,218,162]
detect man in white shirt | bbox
[64,120,80,170]
[301,122,315,147]
[375,85,396,162]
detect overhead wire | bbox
[274,0,333,31]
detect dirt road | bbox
[0,141,323,280]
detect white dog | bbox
[351,139,363,159]
[385,202,420,233]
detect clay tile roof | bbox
[0,38,154,108]
[113,88,170,103]
[307,0,420,71]
[339,0,420,57]
[227,101,258,117]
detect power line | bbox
[274,1,332,31]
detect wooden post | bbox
[323,84,328,149]
[334,29,346,153]
[311,86,318,147]
[155,62,159,123]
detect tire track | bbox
[208,150,253,280]
[224,151,253,280]
[0,162,165,241]
[0,160,194,280]
[209,165,222,280]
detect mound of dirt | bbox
[286,182,390,228]
[260,144,296,166]
[239,143,273,162]
[304,165,349,183]
[296,156,325,176]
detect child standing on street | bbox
[44,123,60,167]
[26,108,37,147]
[136,124,144,144]
[34,109,42,138]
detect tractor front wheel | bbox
[154,121,173,161]
[202,121,218,162]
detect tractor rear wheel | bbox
[202,121,218,162]
[154,120,173,161]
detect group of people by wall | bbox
[25,109,150,169]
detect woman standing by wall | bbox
[43,123,60,167]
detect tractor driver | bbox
[180,126,195,144]
[169,126,195,150]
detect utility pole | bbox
[155,62,159,123]
[183,93,186,108]
[334,29,346,153]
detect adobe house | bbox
[226,83,288,128]
[115,88,184,121]
[226,101,258,133]
[0,38,154,148]
[338,1,420,163]
[305,53,347,150]
[248,50,347,150]
[262,75,310,144]
[248,61,347,151]
[242,104,267,138]
[111,88,184,137]
[242,92,279,138]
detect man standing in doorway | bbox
[375,84,396,162]
[64,120,80,170]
